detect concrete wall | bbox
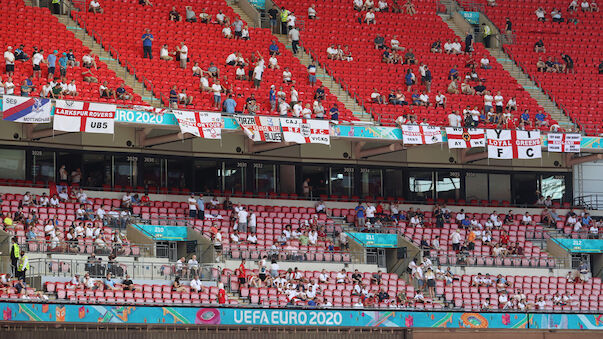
[126,224,156,257]
[573,160,603,208]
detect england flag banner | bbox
[548,133,581,153]
[487,129,541,159]
[2,95,52,123]
[401,125,442,145]
[54,100,116,134]
[236,115,282,142]
[173,110,222,139]
[445,128,485,149]
[280,118,330,145]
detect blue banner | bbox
[133,224,188,241]
[1,303,602,329]
[552,238,603,253]
[460,11,480,25]
[346,232,398,248]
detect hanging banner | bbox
[236,115,281,142]
[401,125,442,145]
[172,110,222,139]
[53,100,116,134]
[445,128,485,148]
[280,118,330,145]
[2,95,52,123]
[547,133,581,153]
[487,129,541,159]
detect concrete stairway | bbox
[275,35,373,123]
[227,0,257,28]
[441,16,576,130]
[226,1,373,123]
[35,1,161,106]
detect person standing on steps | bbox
[280,7,290,35]
[142,29,153,59]
[288,26,300,54]
[52,0,61,15]
[482,23,492,48]
[268,6,279,32]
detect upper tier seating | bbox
[468,0,602,135]
[1,1,143,104]
[274,0,556,128]
[72,0,357,121]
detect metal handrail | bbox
[27,258,216,280]
[19,239,155,257]
[221,248,361,263]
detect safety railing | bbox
[221,248,361,263]
[574,195,603,210]
[19,239,156,258]
[27,258,217,280]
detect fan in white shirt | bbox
[447,111,461,127]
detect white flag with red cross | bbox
[547,133,581,153]
[236,115,282,142]
[280,117,330,145]
[487,129,541,159]
[54,100,116,134]
[445,127,485,149]
[401,125,442,145]
[173,110,222,139]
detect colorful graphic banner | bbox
[547,133,581,153]
[54,100,116,134]
[445,128,485,149]
[459,11,480,25]
[236,115,282,142]
[401,125,442,145]
[487,129,541,159]
[281,118,330,145]
[552,238,603,253]
[2,95,52,123]
[0,303,601,329]
[132,225,188,241]
[115,108,178,125]
[346,232,398,248]
[173,110,222,139]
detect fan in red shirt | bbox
[234,93,246,114]
[218,282,226,304]
[140,193,150,207]
[238,259,247,286]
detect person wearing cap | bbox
[47,50,58,79]
[4,46,15,77]
[14,45,29,61]
[58,52,68,76]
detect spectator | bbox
[184,6,196,22]
[176,42,188,69]
[534,39,546,53]
[4,46,15,77]
[308,4,316,19]
[561,53,574,74]
[187,193,197,218]
[141,29,153,59]
[115,83,131,100]
[178,89,193,106]
[156,44,171,61]
[32,49,46,79]
[289,27,300,54]
[211,80,223,108]
[365,9,376,24]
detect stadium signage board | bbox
[346,232,398,248]
[1,303,603,329]
[133,224,187,241]
[553,238,603,253]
